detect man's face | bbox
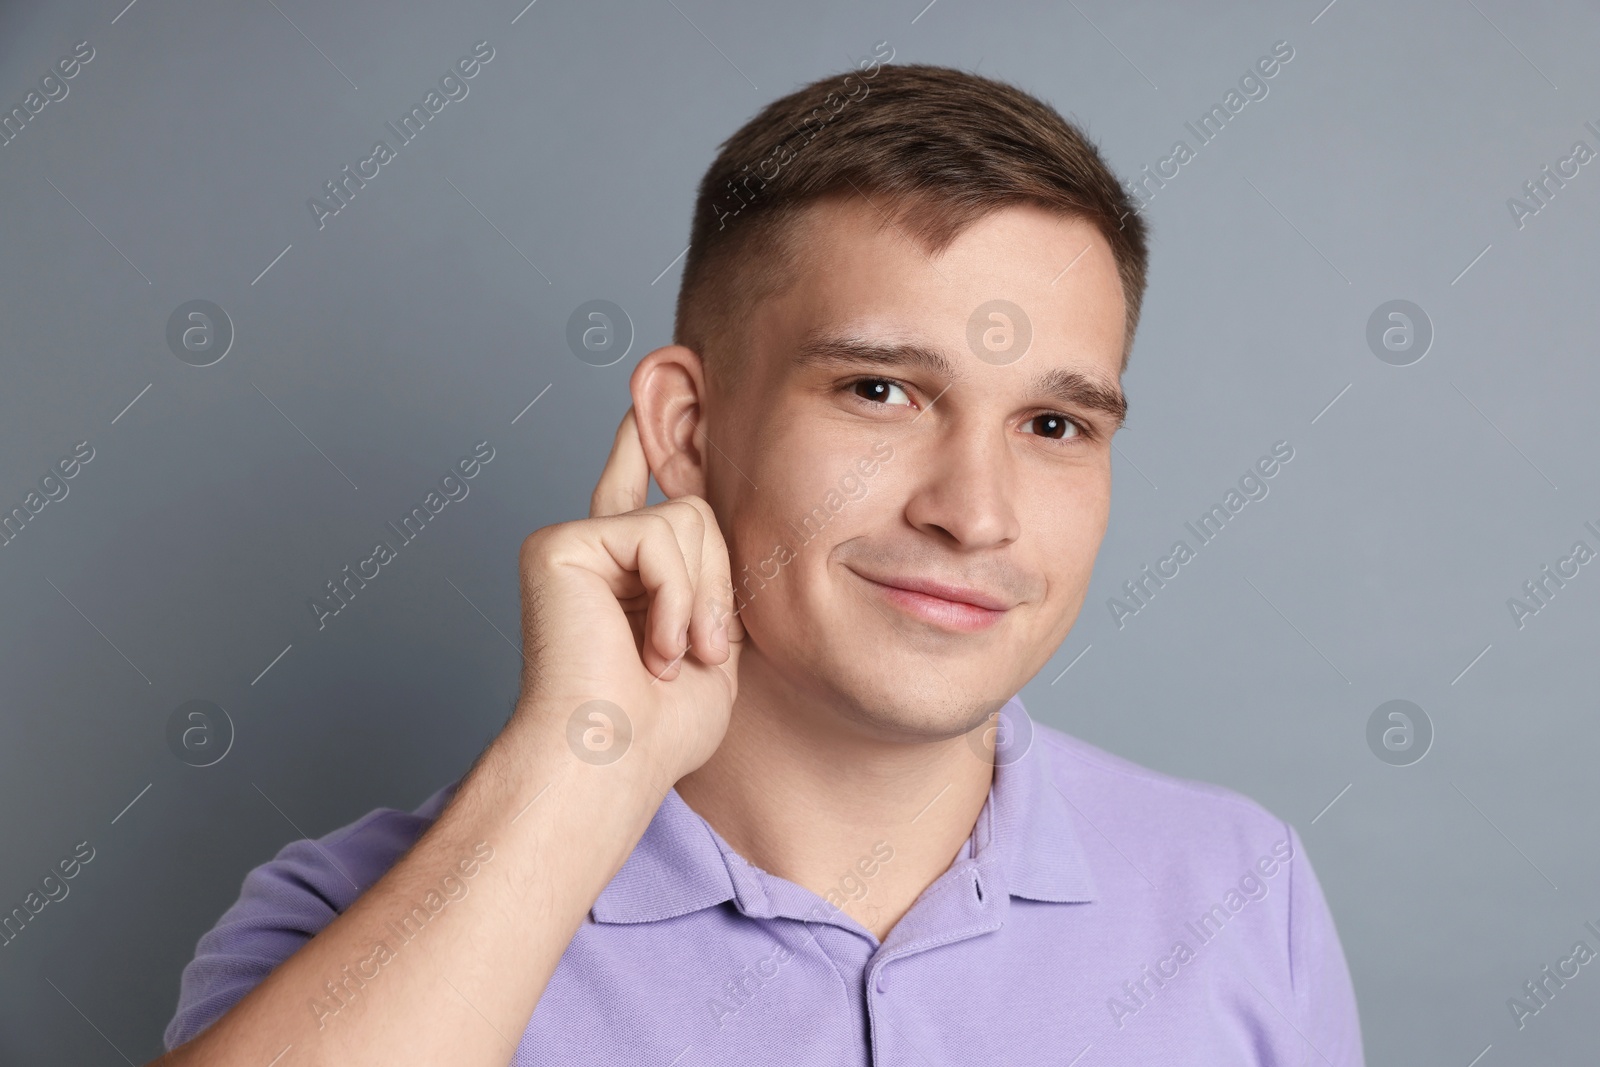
[704,195,1128,740]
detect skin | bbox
[630,193,1129,939]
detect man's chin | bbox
[816,659,1017,743]
[737,617,1022,737]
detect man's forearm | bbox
[154,706,664,1067]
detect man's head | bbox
[630,61,1148,743]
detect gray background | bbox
[1,0,1596,1063]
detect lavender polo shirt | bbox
[165,698,1364,1065]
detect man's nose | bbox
[901,424,1020,548]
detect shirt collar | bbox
[589,695,1096,925]
[984,695,1098,904]
[589,785,736,924]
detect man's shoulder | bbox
[162,778,461,1051]
[317,778,462,890]
[325,778,462,865]
[1027,725,1363,1065]
[1031,722,1297,870]
[259,778,462,900]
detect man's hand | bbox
[511,406,744,793]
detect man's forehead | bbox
[763,198,1127,367]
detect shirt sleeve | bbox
[162,782,458,1052]
[1285,821,1365,1067]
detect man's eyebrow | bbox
[792,334,1128,429]
[1031,365,1128,429]
[793,335,961,378]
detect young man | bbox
[155,61,1364,1066]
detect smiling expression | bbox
[701,193,1129,739]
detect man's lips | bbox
[849,568,1013,632]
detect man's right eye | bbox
[849,378,913,407]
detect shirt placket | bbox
[864,853,1007,1066]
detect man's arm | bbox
[153,407,742,1067]
[153,708,663,1066]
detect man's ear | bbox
[629,344,710,501]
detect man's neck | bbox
[672,647,995,943]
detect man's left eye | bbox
[1028,414,1080,440]
[852,379,912,406]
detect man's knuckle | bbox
[659,496,706,525]
[685,495,717,526]
[519,526,551,561]
[522,521,585,570]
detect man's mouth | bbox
[847,567,1011,633]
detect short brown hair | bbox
[673,60,1150,391]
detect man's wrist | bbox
[487,700,673,834]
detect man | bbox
[155,60,1364,1066]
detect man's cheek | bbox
[1041,575,1093,650]
[1033,506,1106,626]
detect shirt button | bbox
[875,971,888,994]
